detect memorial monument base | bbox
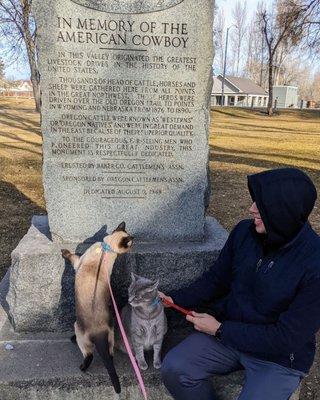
[6,215,228,333]
[0,226,300,400]
[0,276,300,400]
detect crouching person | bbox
[160,168,320,400]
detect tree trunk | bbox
[267,58,274,116]
[21,0,41,112]
[29,55,41,113]
[236,43,240,76]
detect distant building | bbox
[273,86,298,108]
[1,80,33,98]
[211,75,269,107]
[299,99,320,109]
[306,100,318,109]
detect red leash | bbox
[161,298,194,316]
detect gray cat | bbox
[119,273,167,370]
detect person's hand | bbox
[158,291,174,308]
[186,312,221,336]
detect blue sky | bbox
[4,64,30,81]
[2,38,30,80]
[4,0,271,80]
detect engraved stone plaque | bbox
[33,0,214,243]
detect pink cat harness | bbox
[102,243,148,400]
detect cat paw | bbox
[138,360,148,370]
[70,334,77,344]
[80,354,93,372]
[153,360,162,369]
[79,363,86,372]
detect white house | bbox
[1,80,34,98]
[211,75,269,107]
[273,86,298,108]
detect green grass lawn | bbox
[0,99,319,399]
[0,98,45,281]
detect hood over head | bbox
[247,168,317,249]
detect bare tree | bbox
[260,0,315,115]
[0,0,40,111]
[302,0,320,51]
[312,71,320,100]
[273,41,293,85]
[0,59,5,80]
[276,55,306,85]
[245,1,268,88]
[231,0,248,76]
[213,8,226,74]
[301,70,320,100]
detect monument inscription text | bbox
[34,0,213,242]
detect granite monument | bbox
[6,0,223,332]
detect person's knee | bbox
[162,351,190,386]
[162,351,200,390]
[161,352,180,380]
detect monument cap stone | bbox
[33,0,214,243]
[70,0,186,14]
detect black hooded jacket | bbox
[171,168,320,373]
[248,168,317,251]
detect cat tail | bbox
[91,331,121,394]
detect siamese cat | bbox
[61,222,133,394]
[118,273,167,370]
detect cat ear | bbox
[151,279,159,290]
[131,272,138,282]
[113,221,126,233]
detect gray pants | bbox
[161,332,304,400]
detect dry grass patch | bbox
[0,97,45,280]
[208,107,320,235]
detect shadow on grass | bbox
[292,109,320,120]
[0,130,42,147]
[0,180,46,280]
[210,146,320,168]
[213,108,258,120]
[0,142,42,156]
[0,112,41,136]
[213,107,320,121]
[221,121,320,135]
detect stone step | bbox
[0,297,241,400]
[0,321,300,400]
[0,335,245,400]
[0,338,300,400]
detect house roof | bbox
[8,81,33,92]
[212,75,268,96]
[17,81,33,91]
[225,75,268,95]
